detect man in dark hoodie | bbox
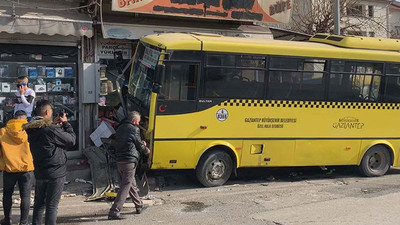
[108,111,150,220]
[23,100,75,225]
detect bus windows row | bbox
[158,54,400,103]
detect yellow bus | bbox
[127,33,400,187]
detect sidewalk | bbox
[0,180,159,224]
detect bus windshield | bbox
[128,42,160,110]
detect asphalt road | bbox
[4,166,400,225]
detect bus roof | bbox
[141,33,400,63]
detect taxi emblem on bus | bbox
[216,108,228,122]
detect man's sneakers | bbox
[136,205,148,214]
[108,213,125,220]
[0,218,11,225]
[108,205,148,220]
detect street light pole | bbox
[333,0,340,35]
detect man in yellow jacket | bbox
[0,110,34,225]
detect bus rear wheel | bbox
[196,150,233,187]
[359,146,390,177]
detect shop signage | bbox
[112,0,292,23]
[97,38,132,59]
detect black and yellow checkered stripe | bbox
[218,99,400,110]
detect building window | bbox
[347,31,366,36]
[395,26,400,35]
[347,5,363,16]
[368,5,374,17]
[369,32,375,37]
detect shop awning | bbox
[0,6,93,37]
[102,23,271,40]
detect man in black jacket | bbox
[108,111,150,220]
[23,100,76,225]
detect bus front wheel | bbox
[196,150,233,187]
[359,146,390,177]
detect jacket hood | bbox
[121,119,132,124]
[22,117,52,130]
[3,119,28,144]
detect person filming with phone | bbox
[14,76,35,121]
[23,100,76,225]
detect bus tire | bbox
[196,150,233,187]
[359,145,390,177]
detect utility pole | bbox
[387,1,393,38]
[333,0,340,35]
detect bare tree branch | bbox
[289,0,389,37]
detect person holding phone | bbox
[14,76,35,121]
[23,100,75,225]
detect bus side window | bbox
[384,76,400,102]
[383,64,400,102]
[204,54,266,99]
[204,68,264,99]
[161,63,198,101]
[268,57,325,101]
[329,61,382,102]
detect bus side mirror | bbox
[155,64,165,83]
[152,83,162,94]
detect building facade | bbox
[0,0,94,158]
[288,0,396,38]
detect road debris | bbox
[266,176,276,181]
[335,179,349,185]
[74,178,93,185]
[143,194,154,200]
[63,193,77,197]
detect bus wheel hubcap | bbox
[369,153,382,170]
[209,160,225,179]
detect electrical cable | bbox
[99,0,106,36]
[4,0,96,11]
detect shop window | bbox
[0,44,79,150]
[203,68,265,99]
[160,63,198,101]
